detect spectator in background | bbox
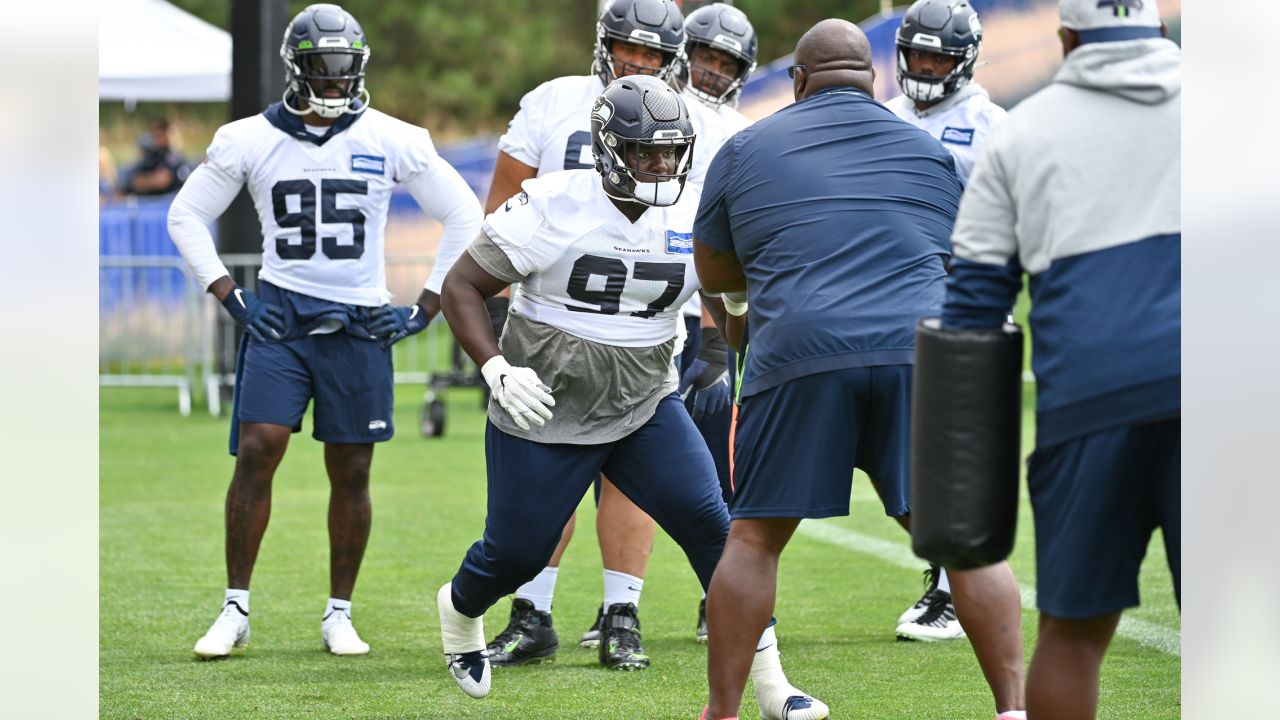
[99,143,119,206]
[693,18,1025,720]
[126,118,192,196]
[941,1,1180,717]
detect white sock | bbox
[937,568,951,594]
[323,597,351,624]
[995,712,1027,720]
[602,569,644,611]
[515,566,559,613]
[224,588,249,615]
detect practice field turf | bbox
[100,383,1180,719]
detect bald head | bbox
[792,19,875,99]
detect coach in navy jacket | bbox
[692,18,1026,720]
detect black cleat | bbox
[580,604,604,648]
[485,598,559,666]
[695,597,708,644]
[598,603,649,671]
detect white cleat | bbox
[322,610,370,656]
[437,583,491,699]
[752,641,829,720]
[895,590,966,642]
[755,687,830,720]
[193,601,250,659]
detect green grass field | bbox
[100,383,1180,719]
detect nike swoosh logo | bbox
[409,305,419,321]
[755,643,774,653]
[233,288,246,309]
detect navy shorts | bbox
[731,365,912,520]
[1028,418,1180,619]
[231,327,394,453]
[450,394,729,618]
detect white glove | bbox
[481,355,555,431]
[722,292,748,317]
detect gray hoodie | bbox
[944,37,1181,446]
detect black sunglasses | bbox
[786,63,805,79]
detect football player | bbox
[480,0,746,671]
[168,3,482,658]
[883,0,1016,644]
[674,1,758,642]
[435,76,826,720]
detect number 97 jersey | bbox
[203,108,440,306]
[482,170,700,348]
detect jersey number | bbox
[563,131,595,170]
[271,179,368,260]
[565,254,685,318]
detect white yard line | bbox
[796,518,1180,657]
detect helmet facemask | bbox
[599,133,694,207]
[593,33,682,85]
[684,41,754,107]
[896,43,974,104]
[283,45,370,118]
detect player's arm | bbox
[167,162,285,341]
[943,136,1023,329]
[441,245,554,430]
[372,155,484,347]
[484,152,539,215]
[700,291,746,351]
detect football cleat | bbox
[321,608,370,656]
[193,600,250,659]
[752,640,829,720]
[895,589,966,642]
[485,598,559,666]
[437,583,491,698]
[695,597,709,644]
[446,650,492,700]
[580,604,604,648]
[598,602,649,671]
[898,565,942,625]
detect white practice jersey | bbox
[497,74,734,200]
[203,109,449,306]
[483,169,701,348]
[885,83,1006,186]
[676,92,752,320]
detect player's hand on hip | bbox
[481,356,555,431]
[221,286,286,342]
[370,303,430,348]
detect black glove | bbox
[369,303,430,348]
[680,326,730,422]
[221,285,285,342]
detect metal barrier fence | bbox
[100,252,454,416]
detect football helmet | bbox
[280,4,370,118]
[681,3,757,107]
[593,0,686,86]
[895,0,982,104]
[591,75,696,207]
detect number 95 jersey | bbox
[203,108,440,306]
[480,170,700,348]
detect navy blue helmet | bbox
[280,4,370,118]
[895,0,983,104]
[591,75,696,207]
[593,0,687,86]
[681,3,757,106]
